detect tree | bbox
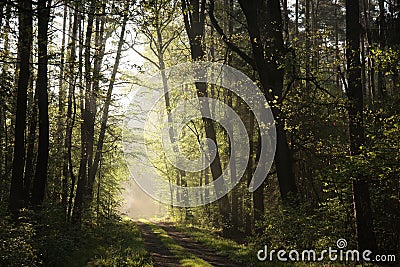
[57,0,68,211]
[8,0,33,215]
[132,0,186,207]
[65,1,80,221]
[181,0,232,232]
[239,0,298,204]
[31,0,52,207]
[72,0,97,223]
[72,0,131,223]
[88,2,130,207]
[345,0,378,252]
[209,0,298,217]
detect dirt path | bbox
[159,222,242,267]
[136,221,183,267]
[137,221,242,267]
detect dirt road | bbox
[136,221,242,267]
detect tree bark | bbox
[23,79,37,204]
[305,0,311,89]
[253,131,264,224]
[224,0,239,229]
[0,2,12,204]
[245,108,255,234]
[86,4,107,200]
[377,0,386,98]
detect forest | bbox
[0,0,399,266]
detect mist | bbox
[119,179,169,220]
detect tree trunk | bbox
[237,0,298,204]
[156,23,189,207]
[283,0,289,38]
[377,0,386,98]
[224,0,239,229]
[305,0,311,90]
[88,7,129,204]
[66,3,79,222]
[87,4,108,200]
[0,3,12,203]
[345,0,378,253]
[253,132,264,224]
[181,0,231,233]
[295,0,299,35]
[8,0,33,216]
[23,80,37,204]
[72,0,96,224]
[58,1,68,210]
[31,0,51,207]
[245,107,255,234]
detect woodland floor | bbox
[136,221,243,267]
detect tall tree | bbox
[181,0,232,232]
[377,0,386,97]
[72,0,96,223]
[66,3,80,221]
[8,0,33,215]
[88,3,129,205]
[31,0,52,207]
[209,0,298,207]
[345,0,378,252]
[0,3,12,201]
[58,1,68,211]
[86,3,107,200]
[23,78,37,203]
[132,0,186,207]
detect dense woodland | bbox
[0,0,399,266]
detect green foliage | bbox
[364,104,400,253]
[0,212,42,267]
[256,201,352,252]
[175,223,288,266]
[371,47,400,76]
[0,207,151,267]
[86,219,152,267]
[0,0,399,264]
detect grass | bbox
[174,223,280,267]
[141,219,213,267]
[174,224,360,267]
[176,224,381,266]
[66,217,152,267]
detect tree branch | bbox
[208,0,256,69]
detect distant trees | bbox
[126,1,399,250]
[3,0,132,224]
[132,0,187,208]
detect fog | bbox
[119,179,169,220]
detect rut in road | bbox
[137,221,242,267]
[158,222,242,267]
[136,221,183,267]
